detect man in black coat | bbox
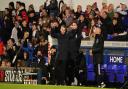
[51,25,69,85]
[66,21,82,85]
[92,24,105,88]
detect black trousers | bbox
[65,50,79,85]
[94,64,104,85]
[49,66,56,84]
[93,54,104,85]
[55,59,66,85]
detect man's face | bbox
[51,21,59,28]
[38,18,43,25]
[51,48,56,55]
[70,22,78,30]
[113,19,117,25]
[65,9,71,17]
[14,21,19,28]
[114,13,119,18]
[22,20,27,27]
[86,5,92,11]
[121,4,126,10]
[32,24,37,30]
[7,39,14,47]
[79,15,85,21]
[16,3,20,10]
[5,9,9,15]
[37,51,42,57]
[60,26,66,35]
[42,9,47,16]
[77,5,82,12]
[93,27,101,34]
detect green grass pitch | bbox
[0,84,116,89]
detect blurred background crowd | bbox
[0,0,127,85]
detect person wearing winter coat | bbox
[92,24,105,88]
[51,25,68,85]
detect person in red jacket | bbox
[0,38,5,60]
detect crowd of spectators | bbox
[0,0,127,85]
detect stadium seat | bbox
[87,72,95,81]
[101,64,107,73]
[87,64,95,81]
[87,64,94,71]
[106,64,117,83]
[115,65,127,83]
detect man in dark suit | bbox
[66,21,82,85]
[92,24,106,88]
[51,25,69,85]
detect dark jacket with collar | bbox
[92,34,104,64]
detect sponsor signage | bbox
[4,70,24,82]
